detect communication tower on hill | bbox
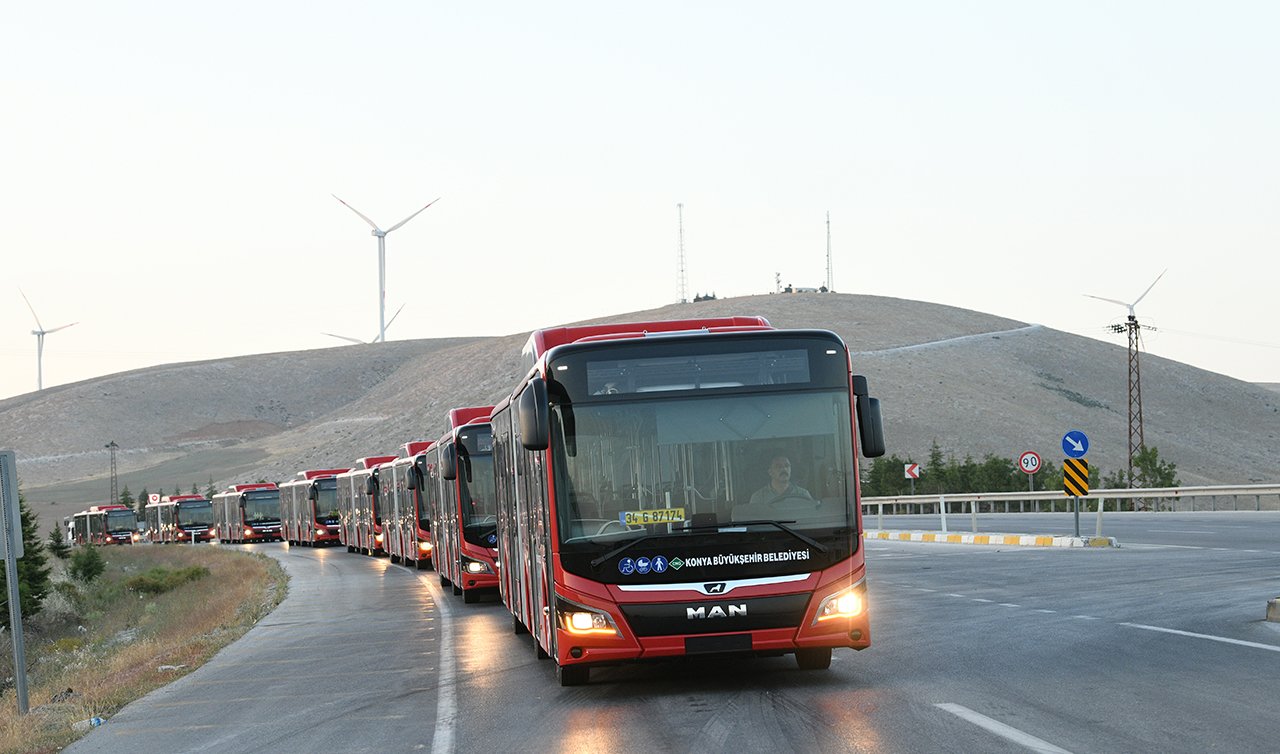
[676,203,688,303]
[825,211,833,292]
[1085,270,1165,487]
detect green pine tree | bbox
[0,493,52,628]
[205,477,217,499]
[136,487,150,517]
[119,484,134,509]
[47,523,71,559]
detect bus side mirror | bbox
[518,375,550,451]
[307,483,319,502]
[441,444,458,481]
[853,375,886,458]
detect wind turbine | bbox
[1084,269,1166,489]
[19,289,77,391]
[332,194,439,343]
[322,304,406,345]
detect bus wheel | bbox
[439,573,450,587]
[463,589,480,604]
[452,583,462,596]
[556,662,589,686]
[795,647,832,670]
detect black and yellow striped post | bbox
[1063,458,1089,537]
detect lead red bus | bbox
[490,316,885,685]
[279,469,350,546]
[427,407,498,603]
[335,455,397,556]
[71,504,138,545]
[144,494,214,543]
[212,483,282,543]
[383,441,435,569]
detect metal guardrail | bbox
[863,483,1280,517]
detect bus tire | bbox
[513,614,528,635]
[795,647,832,670]
[452,583,462,596]
[556,662,589,686]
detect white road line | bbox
[1034,609,1057,614]
[424,575,457,754]
[935,703,1073,754]
[972,598,994,603]
[999,603,1021,608]
[1072,615,1099,620]
[1120,622,1280,653]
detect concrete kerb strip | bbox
[1267,599,1280,623]
[863,529,1119,548]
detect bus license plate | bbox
[621,508,686,526]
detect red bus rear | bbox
[491,317,886,685]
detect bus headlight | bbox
[813,582,867,624]
[419,541,433,553]
[375,533,384,545]
[316,528,327,536]
[462,556,493,574]
[556,597,621,637]
[244,527,255,537]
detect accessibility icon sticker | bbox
[618,557,636,576]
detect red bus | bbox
[279,469,350,546]
[71,504,138,545]
[383,441,435,569]
[144,494,214,543]
[490,316,885,685]
[212,483,282,543]
[336,456,397,555]
[427,407,498,603]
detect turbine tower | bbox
[1085,269,1166,488]
[19,289,77,391]
[333,195,439,343]
[676,203,688,303]
[825,211,833,292]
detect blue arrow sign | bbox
[1062,430,1089,459]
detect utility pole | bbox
[106,441,119,504]
[825,211,833,292]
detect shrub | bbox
[69,546,107,583]
[125,566,210,595]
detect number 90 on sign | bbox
[620,507,686,526]
[1018,451,1042,474]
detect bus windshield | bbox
[243,491,281,523]
[548,335,859,584]
[105,509,137,533]
[177,501,213,526]
[315,481,340,524]
[459,426,497,547]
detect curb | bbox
[864,529,1119,548]
[1268,599,1280,623]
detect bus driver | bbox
[749,455,813,505]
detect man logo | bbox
[704,582,727,594]
[686,604,747,619]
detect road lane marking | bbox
[999,603,1021,608]
[935,703,1073,754]
[424,578,457,754]
[1119,622,1280,653]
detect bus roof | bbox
[401,440,433,457]
[352,455,398,470]
[521,316,772,362]
[227,483,277,492]
[161,494,207,503]
[294,468,351,480]
[448,406,494,429]
[86,504,129,513]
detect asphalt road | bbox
[65,514,1280,754]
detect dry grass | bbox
[0,545,286,754]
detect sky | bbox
[3,2,1278,402]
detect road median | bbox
[864,529,1119,548]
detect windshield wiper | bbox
[590,533,663,569]
[680,519,828,553]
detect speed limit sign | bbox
[1018,451,1042,474]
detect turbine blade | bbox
[18,288,44,331]
[322,332,367,345]
[384,303,406,333]
[1131,268,1167,308]
[385,197,440,233]
[1083,294,1129,307]
[331,194,382,231]
[45,322,78,335]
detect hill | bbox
[4,293,1278,532]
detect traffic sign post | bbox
[1018,451,1041,492]
[1062,430,1089,459]
[1,450,29,714]
[1063,458,1089,538]
[904,463,920,496]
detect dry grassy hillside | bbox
[6,293,1278,533]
